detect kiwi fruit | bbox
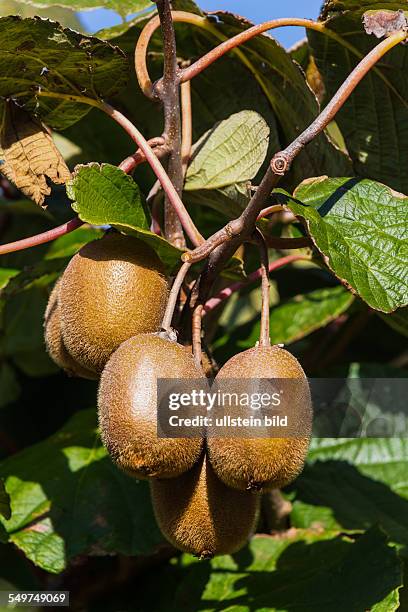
[44,279,97,380]
[150,453,260,558]
[207,345,312,492]
[98,333,204,479]
[59,232,169,374]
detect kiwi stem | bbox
[156,0,187,250]
[254,230,271,348]
[203,255,310,314]
[161,261,192,332]
[101,102,204,248]
[0,217,84,256]
[192,303,204,369]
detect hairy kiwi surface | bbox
[150,453,260,558]
[207,346,312,492]
[44,279,97,380]
[98,333,204,479]
[59,232,169,373]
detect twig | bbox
[270,31,408,175]
[0,217,83,256]
[257,205,285,219]
[181,80,193,177]
[161,261,191,333]
[203,254,308,314]
[155,0,186,249]
[253,230,271,347]
[135,12,371,94]
[118,137,168,174]
[180,18,326,83]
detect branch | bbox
[181,80,193,177]
[182,30,406,273]
[156,0,186,249]
[0,217,83,256]
[270,30,408,175]
[203,255,309,314]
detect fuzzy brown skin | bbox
[207,346,312,492]
[44,279,98,380]
[98,333,204,479]
[150,453,260,558]
[59,232,169,374]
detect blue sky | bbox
[79,0,322,48]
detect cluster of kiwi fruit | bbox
[44,230,311,559]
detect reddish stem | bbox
[0,217,84,256]
[118,137,167,174]
[203,255,308,313]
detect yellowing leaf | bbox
[0,101,71,206]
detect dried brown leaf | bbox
[0,102,71,207]
[363,10,408,39]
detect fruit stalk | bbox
[253,230,271,348]
[161,261,192,333]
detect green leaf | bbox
[0,362,21,409]
[0,410,162,573]
[68,163,183,273]
[308,1,408,193]
[0,16,128,130]
[12,0,152,18]
[282,177,408,313]
[185,111,270,191]
[0,479,11,520]
[0,268,19,289]
[171,528,401,612]
[291,434,408,552]
[380,307,408,338]
[183,182,251,219]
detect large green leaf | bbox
[168,528,401,612]
[185,111,269,191]
[308,1,408,193]
[0,410,162,573]
[281,177,408,313]
[291,436,408,554]
[67,163,183,273]
[0,16,128,130]
[12,0,152,17]
[0,479,11,520]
